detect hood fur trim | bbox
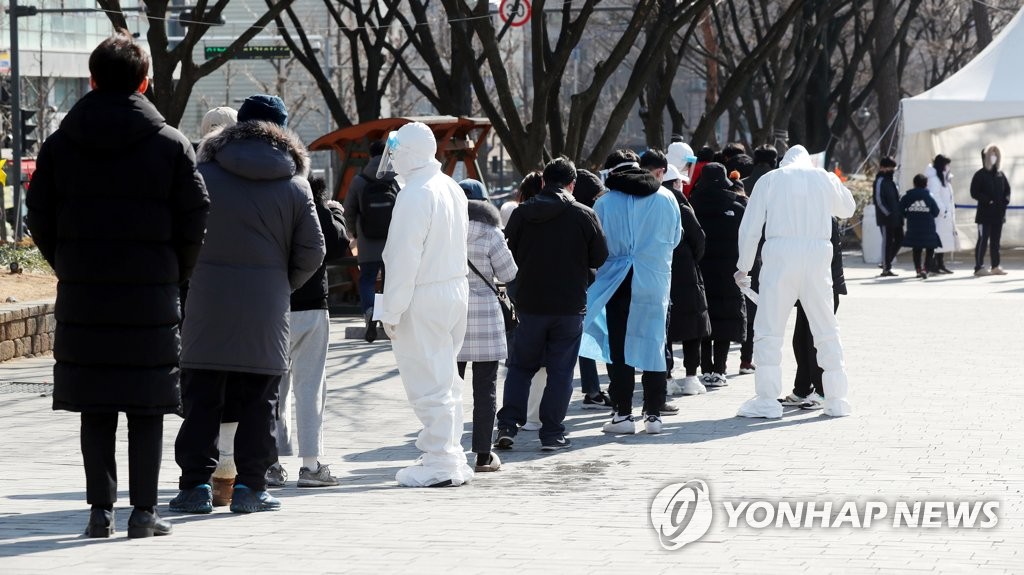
[468,199,501,227]
[197,120,310,177]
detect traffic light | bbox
[20,109,37,156]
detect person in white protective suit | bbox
[666,141,697,185]
[734,145,856,419]
[376,122,474,487]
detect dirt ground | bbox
[0,272,57,303]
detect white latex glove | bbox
[734,270,751,290]
[383,322,398,340]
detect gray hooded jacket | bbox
[182,121,326,375]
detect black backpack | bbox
[356,174,399,239]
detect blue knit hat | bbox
[237,94,288,127]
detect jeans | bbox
[578,356,600,396]
[176,369,281,491]
[358,260,385,312]
[81,412,163,507]
[792,294,841,398]
[496,313,584,441]
[458,361,499,454]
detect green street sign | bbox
[204,45,292,60]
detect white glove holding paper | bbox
[734,270,758,305]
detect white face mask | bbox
[989,155,998,166]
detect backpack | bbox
[356,174,399,239]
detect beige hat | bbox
[201,106,238,136]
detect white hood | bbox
[667,142,695,170]
[779,145,813,169]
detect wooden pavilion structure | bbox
[309,116,492,200]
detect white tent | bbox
[898,7,1024,249]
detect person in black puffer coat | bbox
[663,166,712,396]
[689,163,747,386]
[969,144,1012,275]
[26,31,210,538]
[900,174,941,279]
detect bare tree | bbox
[268,0,413,127]
[95,0,299,127]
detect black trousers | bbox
[975,221,1003,270]
[880,225,901,270]
[457,360,499,455]
[175,369,281,491]
[607,270,666,417]
[792,294,841,398]
[666,339,701,377]
[700,337,730,374]
[912,248,935,271]
[81,412,163,508]
[741,300,757,363]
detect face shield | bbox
[376,131,400,179]
[680,154,698,184]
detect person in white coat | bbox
[734,145,856,419]
[376,122,474,487]
[925,154,958,274]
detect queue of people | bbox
[25,30,1011,540]
[876,148,1011,278]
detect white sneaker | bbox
[602,414,636,434]
[666,378,683,396]
[643,415,663,434]
[704,373,728,388]
[778,393,808,406]
[521,421,541,431]
[990,266,1008,275]
[799,393,825,411]
[679,376,707,395]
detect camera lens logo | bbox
[650,480,714,550]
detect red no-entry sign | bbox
[499,0,531,27]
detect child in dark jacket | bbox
[900,174,941,279]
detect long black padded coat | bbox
[26,91,210,415]
[666,186,711,343]
[689,163,747,343]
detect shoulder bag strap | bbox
[466,259,501,298]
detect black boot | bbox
[85,507,114,538]
[127,507,173,538]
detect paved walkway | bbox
[1,254,1022,573]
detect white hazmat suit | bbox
[378,122,474,486]
[735,146,856,419]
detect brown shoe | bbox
[211,477,235,507]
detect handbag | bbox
[467,259,518,331]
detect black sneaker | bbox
[540,435,571,451]
[582,391,614,410]
[493,426,517,450]
[168,484,213,514]
[879,269,898,277]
